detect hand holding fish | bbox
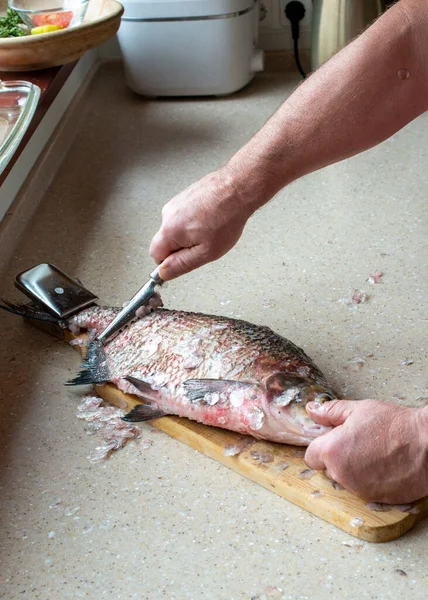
[150,167,254,280]
[304,400,428,504]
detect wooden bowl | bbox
[0,0,123,71]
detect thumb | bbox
[158,245,206,281]
[306,399,357,427]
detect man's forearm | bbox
[228,0,428,211]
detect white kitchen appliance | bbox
[117,0,264,96]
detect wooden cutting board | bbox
[59,327,427,543]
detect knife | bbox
[97,266,164,345]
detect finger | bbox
[324,468,335,481]
[149,231,181,264]
[306,399,358,427]
[304,437,326,471]
[158,245,207,280]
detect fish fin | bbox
[183,379,255,403]
[124,376,160,401]
[122,404,167,422]
[0,299,60,323]
[65,340,110,386]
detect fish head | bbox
[262,373,335,442]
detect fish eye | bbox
[314,393,333,404]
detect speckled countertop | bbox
[0,62,427,600]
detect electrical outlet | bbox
[258,0,312,51]
[259,0,273,30]
[279,0,312,28]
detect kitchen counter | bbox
[0,61,427,600]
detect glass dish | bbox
[0,80,40,175]
[8,0,90,30]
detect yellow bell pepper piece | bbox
[31,25,64,35]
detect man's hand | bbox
[305,399,428,504]
[150,167,254,281]
[150,1,428,281]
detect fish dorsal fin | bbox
[183,379,257,404]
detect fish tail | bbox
[65,340,111,386]
[0,299,60,324]
[1,298,111,386]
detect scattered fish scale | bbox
[311,489,325,498]
[394,569,408,577]
[367,271,383,284]
[393,504,419,514]
[140,439,153,449]
[76,395,141,462]
[223,437,255,456]
[352,290,368,304]
[365,502,392,512]
[345,356,366,372]
[250,450,274,463]
[342,540,364,549]
[273,461,290,472]
[299,468,317,480]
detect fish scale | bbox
[65,306,335,445]
[74,307,322,385]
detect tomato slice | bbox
[32,11,73,28]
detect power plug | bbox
[285,1,306,40]
[284,1,307,78]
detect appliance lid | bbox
[121,0,255,20]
